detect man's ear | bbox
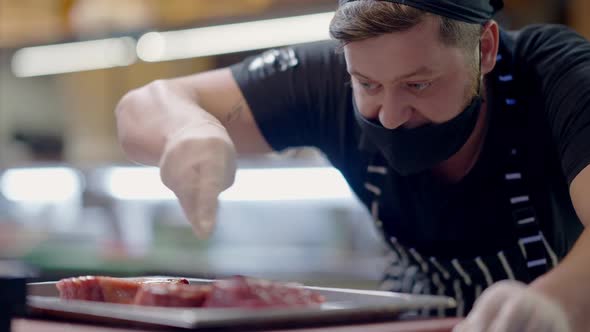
[480,20,500,75]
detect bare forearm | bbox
[531,228,590,332]
[115,80,221,165]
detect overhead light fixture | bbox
[0,167,82,202]
[102,166,353,201]
[11,37,137,77]
[10,11,335,77]
[136,11,334,62]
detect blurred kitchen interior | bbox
[0,0,588,286]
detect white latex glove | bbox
[159,121,236,238]
[453,280,571,332]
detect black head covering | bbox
[338,0,503,24]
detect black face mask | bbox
[354,94,483,176]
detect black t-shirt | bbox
[230,24,588,263]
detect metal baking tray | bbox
[27,277,456,330]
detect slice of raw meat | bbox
[98,277,143,304]
[134,283,211,307]
[203,275,325,308]
[56,276,189,304]
[56,276,104,301]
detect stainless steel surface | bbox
[27,278,456,330]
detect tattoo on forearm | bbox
[226,99,244,124]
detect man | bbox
[115,0,590,330]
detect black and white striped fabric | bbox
[362,40,558,317]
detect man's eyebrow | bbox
[348,66,435,82]
[395,66,435,80]
[348,70,375,81]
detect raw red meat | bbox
[56,276,104,302]
[56,276,189,304]
[56,275,324,309]
[203,276,325,308]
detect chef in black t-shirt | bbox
[115,0,590,330]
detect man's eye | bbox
[407,82,431,91]
[359,81,379,90]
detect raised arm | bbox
[114,68,272,238]
[115,41,349,238]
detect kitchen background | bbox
[0,0,588,286]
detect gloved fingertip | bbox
[193,219,216,240]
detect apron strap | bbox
[495,35,554,278]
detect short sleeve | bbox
[229,41,353,158]
[515,25,590,184]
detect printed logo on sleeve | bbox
[248,47,299,73]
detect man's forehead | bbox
[342,20,450,81]
[343,14,443,49]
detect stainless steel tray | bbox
[27,277,456,330]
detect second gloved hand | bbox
[453,280,571,332]
[159,120,237,239]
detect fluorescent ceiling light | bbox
[136,11,334,62]
[11,37,137,77]
[10,11,334,76]
[103,166,353,201]
[1,167,82,202]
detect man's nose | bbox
[378,92,412,129]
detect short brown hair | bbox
[330,1,482,73]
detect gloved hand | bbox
[453,280,571,332]
[159,120,237,239]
